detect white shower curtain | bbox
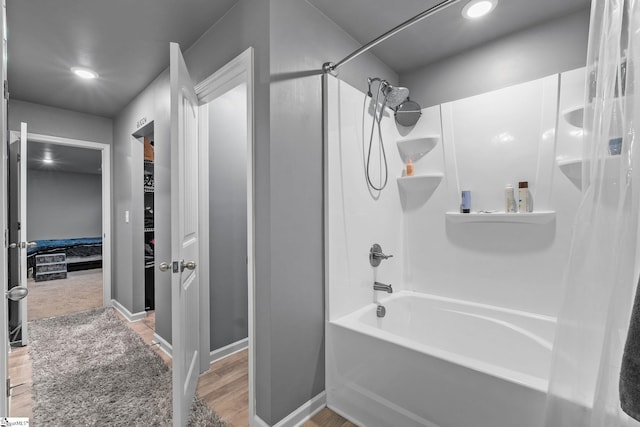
[544,0,640,426]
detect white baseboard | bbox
[254,392,326,427]
[111,299,146,322]
[210,338,248,364]
[254,416,270,427]
[153,332,173,358]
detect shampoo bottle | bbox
[460,190,471,213]
[518,181,532,213]
[505,185,516,213]
[406,158,414,177]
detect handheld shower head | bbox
[367,77,382,97]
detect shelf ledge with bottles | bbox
[445,211,556,224]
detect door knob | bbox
[182,261,196,271]
[6,286,28,301]
[159,262,171,272]
[8,243,17,249]
[27,241,37,248]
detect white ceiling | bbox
[6,0,238,118]
[6,0,591,120]
[308,0,591,74]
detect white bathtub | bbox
[326,291,556,427]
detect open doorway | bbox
[7,130,112,345]
[24,141,103,321]
[132,122,157,341]
[194,48,255,426]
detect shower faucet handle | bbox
[369,243,393,267]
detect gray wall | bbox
[401,8,591,107]
[8,99,113,144]
[264,0,397,424]
[27,169,101,240]
[112,72,169,322]
[208,85,249,351]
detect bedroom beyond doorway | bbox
[22,142,104,324]
[6,129,112,345]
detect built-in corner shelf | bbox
[557,156,621,190]
[397,136,440,163]
[397,174,443,194]
[557,158,582,189]
[563,106,584,128]
[445,211,556,224]
[563,98,627,129]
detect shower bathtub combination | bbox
[323,64,566,425]
[326,291,555,427]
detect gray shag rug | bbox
[28,308,228,426]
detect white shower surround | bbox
[325,70,585,425]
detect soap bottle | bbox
[518,181,532,213]
[460,190,471,213]
[505,185,516,213]
[406,158,414,177]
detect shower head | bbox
[366,77,409,109]
[382,83,409,108]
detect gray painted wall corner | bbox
[265,0,396,424]
[112,70,171,336]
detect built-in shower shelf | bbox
[563,106,584,128]
[557,158,583,189]
[397,174,443,194]
[557,156,621,190]
[397,136,440,163]
[563,98,627,129]
[445,211,556,224]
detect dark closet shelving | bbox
[144,137,155,311]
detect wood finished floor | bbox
[9,299,354,426]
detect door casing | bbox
[7,131,113,311]
[194,47,256,424]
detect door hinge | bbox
[16,153,20,162]
[6,378,9,398]
[3,80,8,100]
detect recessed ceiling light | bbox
[71,66,99,80]
[462,0,498,19]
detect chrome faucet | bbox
[369,243,393,267]
[373,281,393,293]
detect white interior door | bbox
[0,0,8,412]
[17,123,27,346]
[7,123,29,347]
[169,42,200,427]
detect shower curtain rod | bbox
[323,0,463,74]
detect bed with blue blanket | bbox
[27,237,102,274]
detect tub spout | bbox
[373,281,393,293]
